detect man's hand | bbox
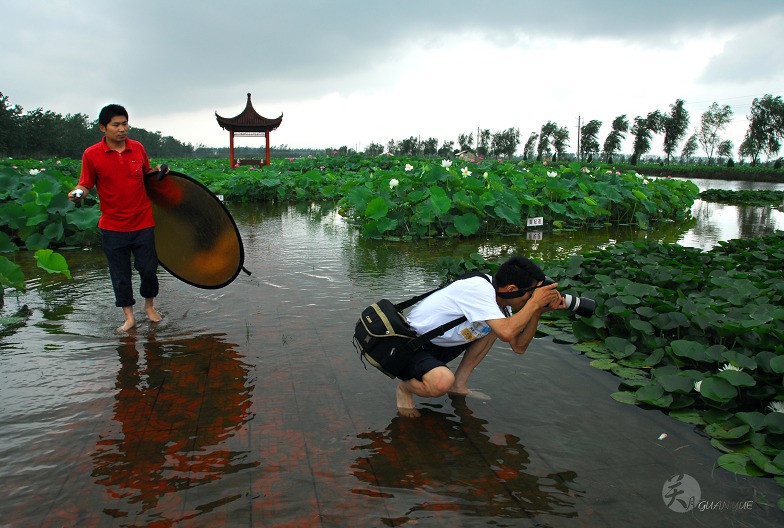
[68,186,87,202]
[155,163,169,181]
[530,281,566,312]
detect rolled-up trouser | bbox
[101,227,159,308]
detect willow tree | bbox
[579,119,602,162]
[602,114,629,163]
[696,102,733,164]
[630,110,663,165]
[662,99,690,165]
[523,132,538,160]
[738,94,784,165]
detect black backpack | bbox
[352,272,492,378]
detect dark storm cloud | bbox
[1,0,782,117]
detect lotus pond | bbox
[1,157,784,525]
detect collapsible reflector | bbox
[145,170,246,289]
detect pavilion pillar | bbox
[264,131,271,166]
[229,131,235,168]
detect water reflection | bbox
[351,399,579,523]
[678,200,784,250]
[91,332,257,523]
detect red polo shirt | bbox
[79,137,155,231]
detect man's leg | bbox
[396,365,455,416]
[449,333,497,395]
[102,230,136,331]
[132,228,161,323]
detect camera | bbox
[542,277,596,317]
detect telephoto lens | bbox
[561,293,596,317]
[542,276,596,317]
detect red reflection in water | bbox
[351,398,580,524]
[83,333,256,526]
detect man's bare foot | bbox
[118,319,136,332]
[118,307,136,332]
[396,383,421,418]
[448,387,492,401]
[144,299,162,323]
[146,308,162,323]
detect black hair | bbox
[493,255,545,290]
[98,104,128,127]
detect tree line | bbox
[3,90,783,166]
[0,92,196,159]
[365,95,784,167]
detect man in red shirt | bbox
[69,104,165,332]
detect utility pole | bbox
[577,115,581,162]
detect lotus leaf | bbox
[769,355,784,374]
[453,213,480,236]
[656,374,695,394]
[35,249,71,279]
[610,392,638,405]
[605,336,636,359]
[669,340,707,362]
[717,452,767,476]
[365,197,388,220]
[736,412,767,431]
[765,412,784,434]
[669,410,705,425]
[0,256,25,290]
[699,376,739,402]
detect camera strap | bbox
[495,282,547,299]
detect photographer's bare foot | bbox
[448,388,491,401]
[396,383,420,418]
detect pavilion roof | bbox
[215,93,283,132]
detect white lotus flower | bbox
[389,178,399,189]
[547,171,558,178]
[719,363,743,372]
[767,401,784,414]
[29,169,40,175]
[404,163,414,172]
[694,380,702,393]
[441,159,452,169]
[461,167,472,177]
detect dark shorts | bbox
[398,341,472,382]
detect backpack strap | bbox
[400,271,493,349]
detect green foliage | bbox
[0,255,25,292]
[336,160,698,238]
[700,189,784,207]
[0,161,86,294]
[35,249,71,279]
[438,233,784,481]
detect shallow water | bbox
[1,191,784,527]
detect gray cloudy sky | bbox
[2,0,783,155]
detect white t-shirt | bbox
[407,275,508,347]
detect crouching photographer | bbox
[389,255,573,415]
